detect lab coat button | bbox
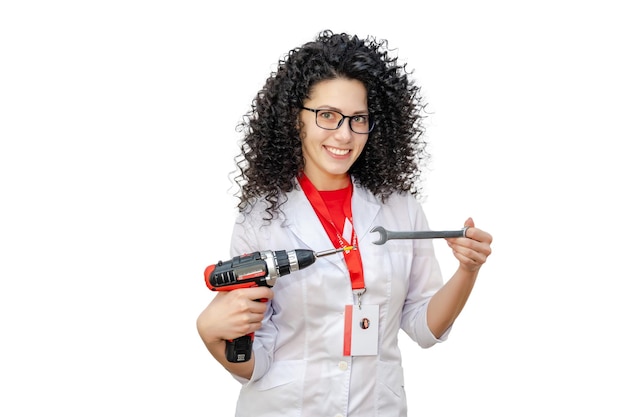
[338,361,348,371]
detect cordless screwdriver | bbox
[204,246,353,363]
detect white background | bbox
[1,1,624,415]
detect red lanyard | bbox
[298,174,365,290]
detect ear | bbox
[296,115,305,139]
[296,112,303,129]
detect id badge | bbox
[343,304,379,356]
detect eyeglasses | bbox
[302,107,375,134]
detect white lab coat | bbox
[229,180,449,417]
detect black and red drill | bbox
[204,247,351,363]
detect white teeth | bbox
[327,147,349,156]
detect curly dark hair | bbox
[233,30,429,219]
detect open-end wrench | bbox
[370,225,468,245]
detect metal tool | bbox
[370,226,468,245]
[315,246,354,257]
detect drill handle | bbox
[224,296,267,363]
[225,334,254,363]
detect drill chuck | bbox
[260,249,318,286]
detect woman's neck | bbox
[302,171,350,191]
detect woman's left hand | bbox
[446,217,493,273]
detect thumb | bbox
[464,217,475,228]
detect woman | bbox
[197,30,493,416]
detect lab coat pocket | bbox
[376,361,407,414]
[237,360,305,416]
[255,359,304,391]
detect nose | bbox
[334,117,354,141]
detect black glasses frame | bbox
[302,107,375,134]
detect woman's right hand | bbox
[196,286,274,346]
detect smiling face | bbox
[299,78,370,191]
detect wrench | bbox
[370,225,468,245]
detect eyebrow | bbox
[313,105,370,115]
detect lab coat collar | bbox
[282,178,381,257]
